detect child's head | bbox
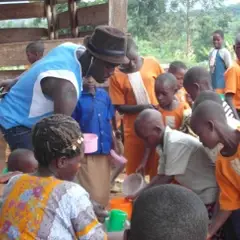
[192,90,222,111]
[26,41,44,64]
[134,109,165,148]
[32,114,84,181]
[190,100,227,149]
[83,76,96,92]
[168,61,187,89]
[212,30,224,49]
[155,73,178,109]
[120,36,139,71]
[129,185,208,240]
[234,33,240,61]
[8,149,38,173]
[183,66,212,101]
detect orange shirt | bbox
[216,144,240,211]
[158,102,188,130]
[224,60,240,109]
[109,57,164,138]
[176,87,188,104]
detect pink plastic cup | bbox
[83,134,98,154]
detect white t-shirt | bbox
[157,126,218,204]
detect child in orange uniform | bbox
[155,73,190,130]
[225,33,240,118]
[168,61,189,105]
[191,100,240,240]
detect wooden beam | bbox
[0,28,48,44]
[108,0,128,32]
[0,2,45,20]
[0,38,84,67]
[58,4,109,29]
[76,3,109,27]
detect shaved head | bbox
[192,90,222,111]
[168,61,187,74]
[135,109,165,147]
[191,101,227,149]
[135,109,164,132]
[192,100,226,125]
[156,73,177,89]
[183,67,211,88]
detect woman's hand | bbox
[91,200,109,223]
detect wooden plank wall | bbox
[0,0,128,87]
[0,38,84,67]
[0,2,47,44]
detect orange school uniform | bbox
[216,144,240,211]
[224,60,240,110]
[176,87,188,104]
[109,57,164,178]
[158,102,189,130]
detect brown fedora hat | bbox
[84,25,129,65]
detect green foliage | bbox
[128,0,240,64]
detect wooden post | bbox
[68,0,78,38]
[45,0,54,40]
[108,0,128,33]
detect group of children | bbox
[1,29,240,240]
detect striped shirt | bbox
[222,100,234,118]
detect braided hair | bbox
[32,114,84,167]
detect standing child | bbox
[191,101,240,240]
[168,61,189,105]
[131,109,222,239]
[155,73,190,130]
[109,37,164,179]
[209,30,232,94]
[225,33,240,118]
[72,77,123,207]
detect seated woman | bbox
[0,114,106,239]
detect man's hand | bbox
[0,79,17,92]
[91,200,109,223]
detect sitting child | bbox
[72,76,124,207]
[168,61,189,105]
[155,72,191,130]
[7,149,38,173]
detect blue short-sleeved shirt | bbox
[72,88,115,155]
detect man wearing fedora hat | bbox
[0,25,128,152]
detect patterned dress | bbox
[0,174,106,239]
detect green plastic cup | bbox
[106,209,127,232]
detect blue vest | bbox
[0,43,84,129]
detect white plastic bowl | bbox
[122,173,146,197]
[83,133,98,154]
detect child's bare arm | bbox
[207,209,231,239]
[136,146,151,174]
[127,174,173,200]
[110,163,125,185]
